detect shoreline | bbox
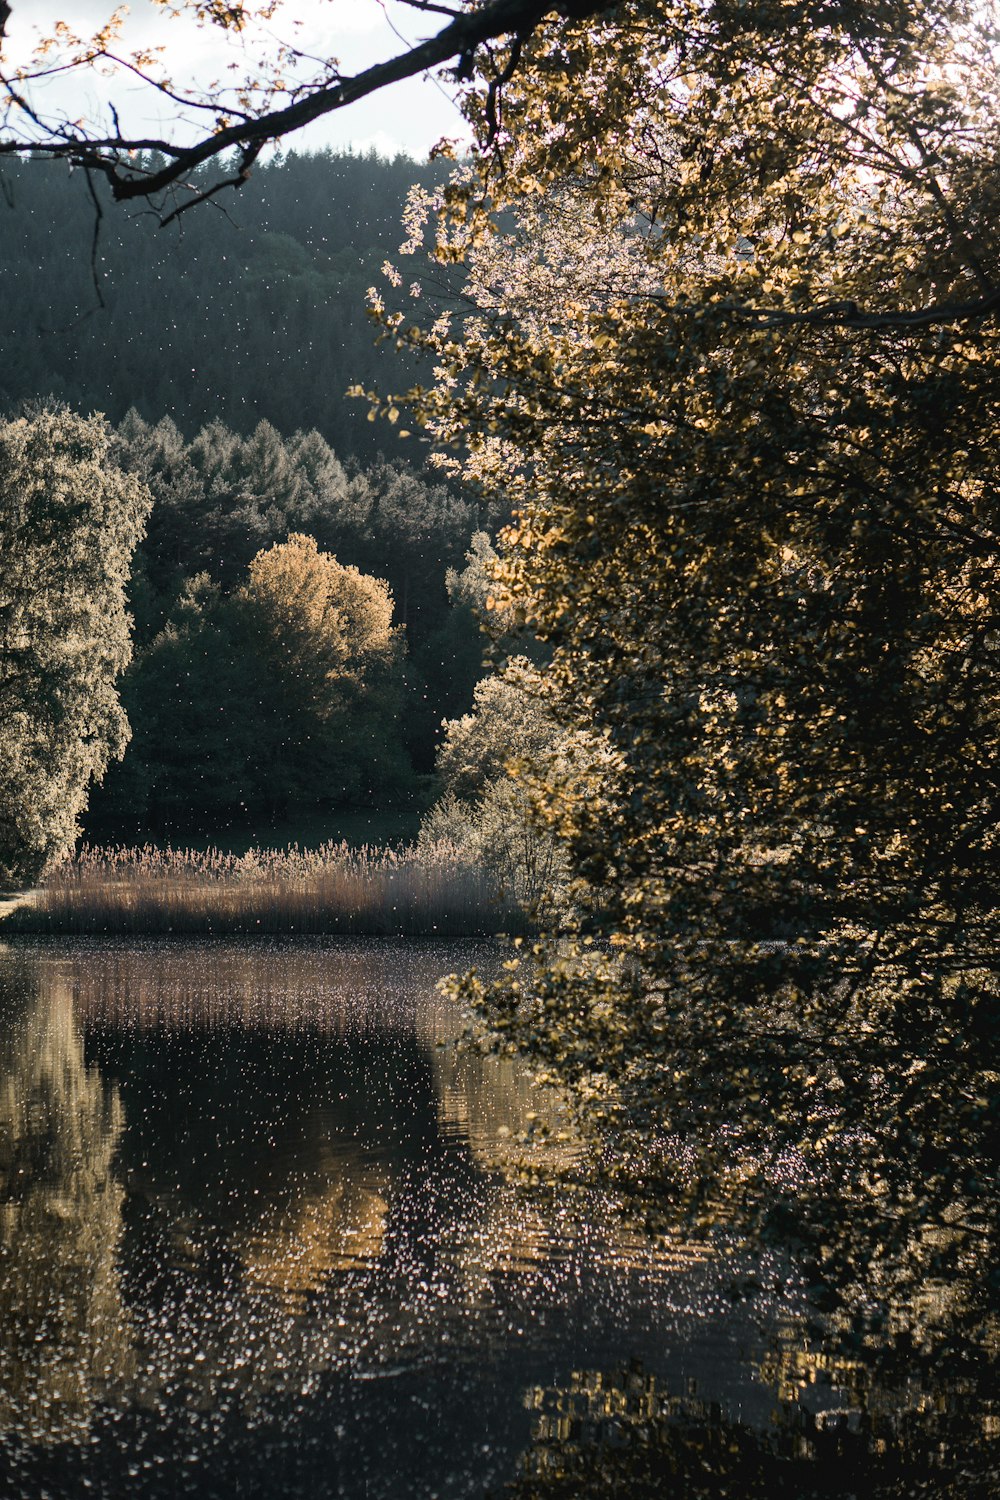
[0,842,529,939]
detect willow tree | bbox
[366,0,1000,1301]
[0,410,150,887]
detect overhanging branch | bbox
[739,289,1000,332]
[0,0,617,209]
[645,288,1000,333]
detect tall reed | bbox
[5,840,527,937]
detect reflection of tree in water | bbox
[63,940,713,1404]
[490,1166,1000,1493]
[468,950,1000,1495]
[430,986,579,1173]
[431,1013,712,1287]
[0,948,132,1445]
[236,1157,390,1308]
[503,1347,1000,1499]
[497,1161,1000,1495]
[13,937,991,1494]
[63,941,469,1405]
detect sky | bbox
[3,1,470,161]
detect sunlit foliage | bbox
[246,531,396,677]
[420,660,617,916]
[121,535,412,817]
[368,0,1000,1309]
[0,409,150,886]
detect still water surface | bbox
[0,939,995,1498]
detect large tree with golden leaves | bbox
[363,0,1000,1306]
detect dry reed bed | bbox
[6,841,525,936]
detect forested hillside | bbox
[0,150,443,459]
[0,149,504,841]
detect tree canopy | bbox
[0,409,150,886]
[357,0,1000,1325]
[105,533,413,821]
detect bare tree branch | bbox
[159,138,264,225]
[82,166,106,310]
[0,1,617,208]
[396,1,465,15]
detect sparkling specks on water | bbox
[2,938,980,1500]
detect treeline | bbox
[87,412,493,832]
[0,149,444,459]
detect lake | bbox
[0,939,995,1498]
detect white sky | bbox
[3,2,470,160]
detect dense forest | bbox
[0,150,500,841]
[91,411,495,831]
[0,149,444,459]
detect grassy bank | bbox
[80,805,427,857]
[3,841,526,937]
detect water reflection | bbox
[0,951,132,1445]
[506,1344,1000,1499]
[0,939,996,1498]
[238,1166,390,1296]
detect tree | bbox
[112,412,349,625]
[0,408,150,886]
[105,572,267,821]
[108,535,413,820]
[372,0,1000,1315]
[445,531,520,643]
[187,419,324,588]
[87,411,488,817]
[433,663,560,803]
[335,458,482,633]
[420,660,617,915]
[242,534,414,808]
